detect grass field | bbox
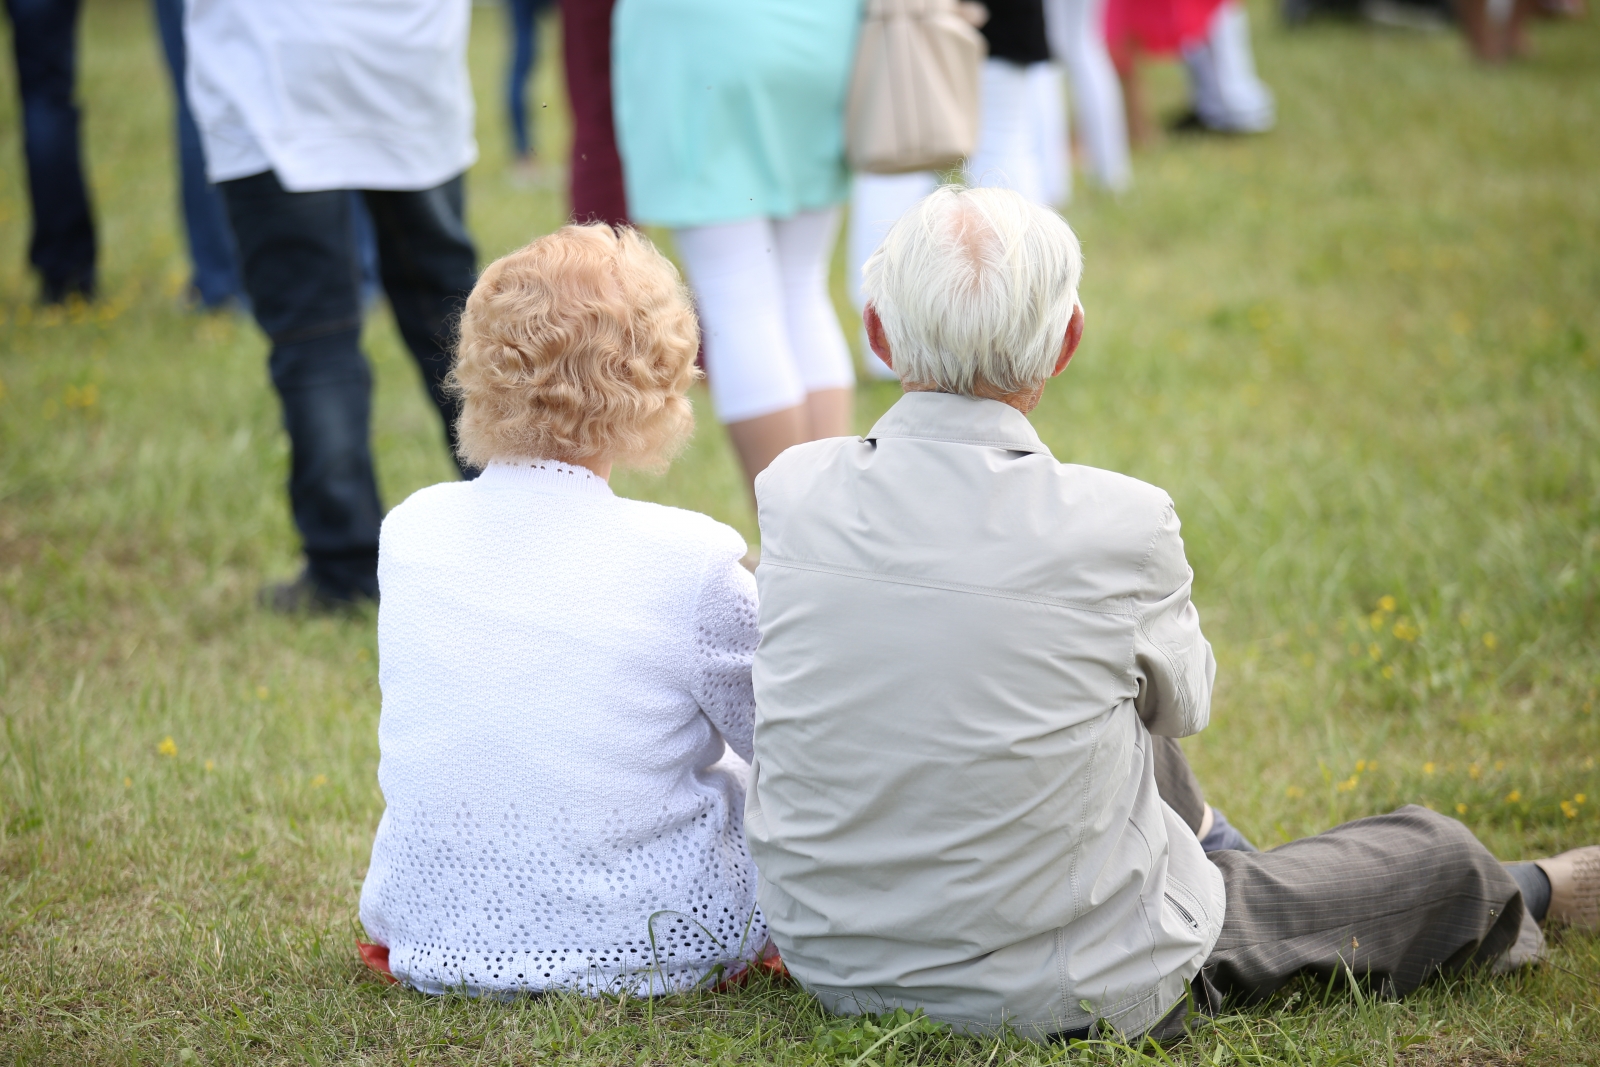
[2,0,1598,1062]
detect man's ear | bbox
[864,302,893,371]
[1052,304,1085,377]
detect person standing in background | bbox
[560,0,629,226]
[613,0,860,503]
[965,0,1067,207]
[1106,0,1274,139]
[185,0,480,611]
[506,0,556,185]
[1043,0,1131,192]
[4,0,96,305]
[151,0,244,311]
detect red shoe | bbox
[356,941,397,984]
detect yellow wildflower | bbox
[1369,643,1382,661]
[63,383,98,409]
[256,686,269,700]
[204,760,215,772]
[1456,803,1468,815]
[123,776,132,787]
[1504,790,1521,804]
[1286,786,1305,799]
[1377,595,1397,613]
[311,774,328,788]
[1423,762,1436,776]
[1337,775,1360,793]
[1369,612,1385,631]
[158,736,177,757]
[1468,763,1481,779]
[1482,633,1498,650]
[1392,621,1419,642]
[1561,800,1579,819]
[1355,760,1368,773]
[1382,665,1395,679]
[1575,793,1587,804]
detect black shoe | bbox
[1167,109,1212,134]
[41,275,96,306]
[259,570,370,615]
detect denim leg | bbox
[507,0,538,157]
[5,0,96,301]
[272,329,383,600]
[220,172,382,599]
[152,0,242,308]
[350,192,383,311]
[362,177,479,478]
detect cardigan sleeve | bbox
[690,554,759,763]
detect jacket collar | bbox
[864,391,1054,457]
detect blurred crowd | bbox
[1,0,1587,607]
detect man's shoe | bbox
[1535,845,1600,932]
[259,570,367,615]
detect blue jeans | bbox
[507,0,554,158]
[220,171,478,600]
[151,0,243,308]
[5,0,95,301]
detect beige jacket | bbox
[746,392,1224,1040]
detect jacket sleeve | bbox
[1129,501,1215,738]
[689,553,759,763]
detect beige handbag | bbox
[846,0,988,175]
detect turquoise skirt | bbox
[613,0,863,229]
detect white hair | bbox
[861,185,1083,396]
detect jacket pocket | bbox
[1163,891,1201,933]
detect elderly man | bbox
[745,186,1596,1042]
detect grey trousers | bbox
[1148,738,1531,1025]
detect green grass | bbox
[1,0,1597,1062]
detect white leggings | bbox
[964,58,1068,208]
[673,208,855,423]
[1042,0,1132,192]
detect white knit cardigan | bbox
[359,460,767,996]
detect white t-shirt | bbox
[184,0,478,191]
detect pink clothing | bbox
[1104,0,1228,59]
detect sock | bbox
[1506,862,1551,923]
[1199,809,1258,853]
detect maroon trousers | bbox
[560,0,629,227]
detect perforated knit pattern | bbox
[360,460,767,996]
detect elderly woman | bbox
[358,224,767,996]
[746,186,1596,1041]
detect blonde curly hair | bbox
[450,224,701,471]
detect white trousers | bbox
[847,172,940,380]
[964,58,1069,209]
[1042,0,1131,192]
[1182,1,1275,133]
[673,209,855,423]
